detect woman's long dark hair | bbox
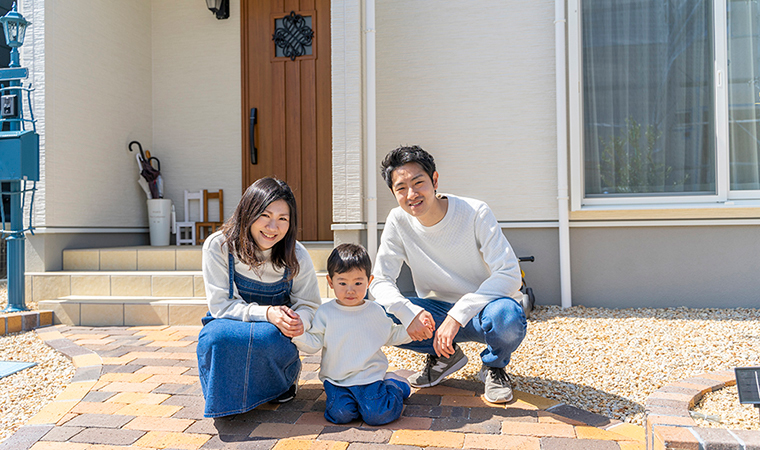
[221,177,299,280]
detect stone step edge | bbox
[28,270,330,276]
[0,310,54,335]
[40,296,332,304]
[40,296,206,304]
[644,370,760,449]
[28,271,202,276]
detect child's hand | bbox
[266,305,304,337]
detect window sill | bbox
[570,201,760,221]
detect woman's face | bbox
[249,199,291,250]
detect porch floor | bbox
[0,325,645,450]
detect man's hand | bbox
[266,305,304,337]
[407,310,435,341]
[433,315,462,358]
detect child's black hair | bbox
[380,145,437,189]
[327,243,372,278]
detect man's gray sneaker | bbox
[408,344,468,388]
[479,365,513,403]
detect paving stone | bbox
[174,358,200,367]
[501,422,575,438]
[275,399,313,412]
[430,417,501,434]
[651,425,700,450]
[464,433,540,450]
[546,404,613,427]
[692,427,743,449]
[40,426,85,442]
[63,413,135,428]
[186,418,220,435]
[389,429,465,448]
[162,394,207,408]
[732,430,760,450]
[469,406,537,423]
[80,390,117,403]
[540,437,619,449]
[115,403,184,417]
[318,426,392,444]
[135,365,191,375]
[405,394,441,406]
[207,417,260,435]
[124,415,195,432]
[251,423,324,440]
[401,405,467,419]
[236,409,304,424]
[0,425,54,450]
[69,365,103,383]
[102,364,145,374]
[172,406,208,420]
[154,382,203,395]
[185,368,200,377]
[201,435,277,449]
[361,416,432,431]
[70,401,125,415]
[131,358,180,366]
[347,444,422,450]
[68,427,146,446]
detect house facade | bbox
[16,0,760,308]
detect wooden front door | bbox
[242,0,332,241]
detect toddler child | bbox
[292,243,412,425]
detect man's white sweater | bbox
[369,194,522,328]
[292,300,411,386]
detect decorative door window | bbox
[272,11,315,61]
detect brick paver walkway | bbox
[1,326,646,450]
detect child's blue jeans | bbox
[323,378,411,426]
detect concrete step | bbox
[38,296,208,327]
[62,242,334,272]
[27,270,333,303]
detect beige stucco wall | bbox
[25,0,241,229]
[151,0,241,223]
[40,0,153,227]
[374,1,558,222]
[330,0,559,224]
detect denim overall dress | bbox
[196,253,301,418]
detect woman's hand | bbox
[266,305,304,337]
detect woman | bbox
[196,177,321,418]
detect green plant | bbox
[598,118,686,193]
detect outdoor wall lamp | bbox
[0,2,29,68]
[205,0,229,20]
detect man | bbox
[369,145,526,403]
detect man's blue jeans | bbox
[388,297,527,368]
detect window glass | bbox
[728,0,760,190]
[582,0,716,197]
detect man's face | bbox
[390,163,439,221]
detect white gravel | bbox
[385,305,760,427]
[0,330,76,443]
[0,280,77,442]
[693,385,760,431]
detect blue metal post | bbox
[3,45,26,312]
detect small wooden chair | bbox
[195,189,224,245]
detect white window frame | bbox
[568,0,760,211]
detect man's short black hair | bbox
[327,243,372,278]
[380,145,437,189]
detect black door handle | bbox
[250,107,258,164]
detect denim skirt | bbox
[196,253,300,418]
